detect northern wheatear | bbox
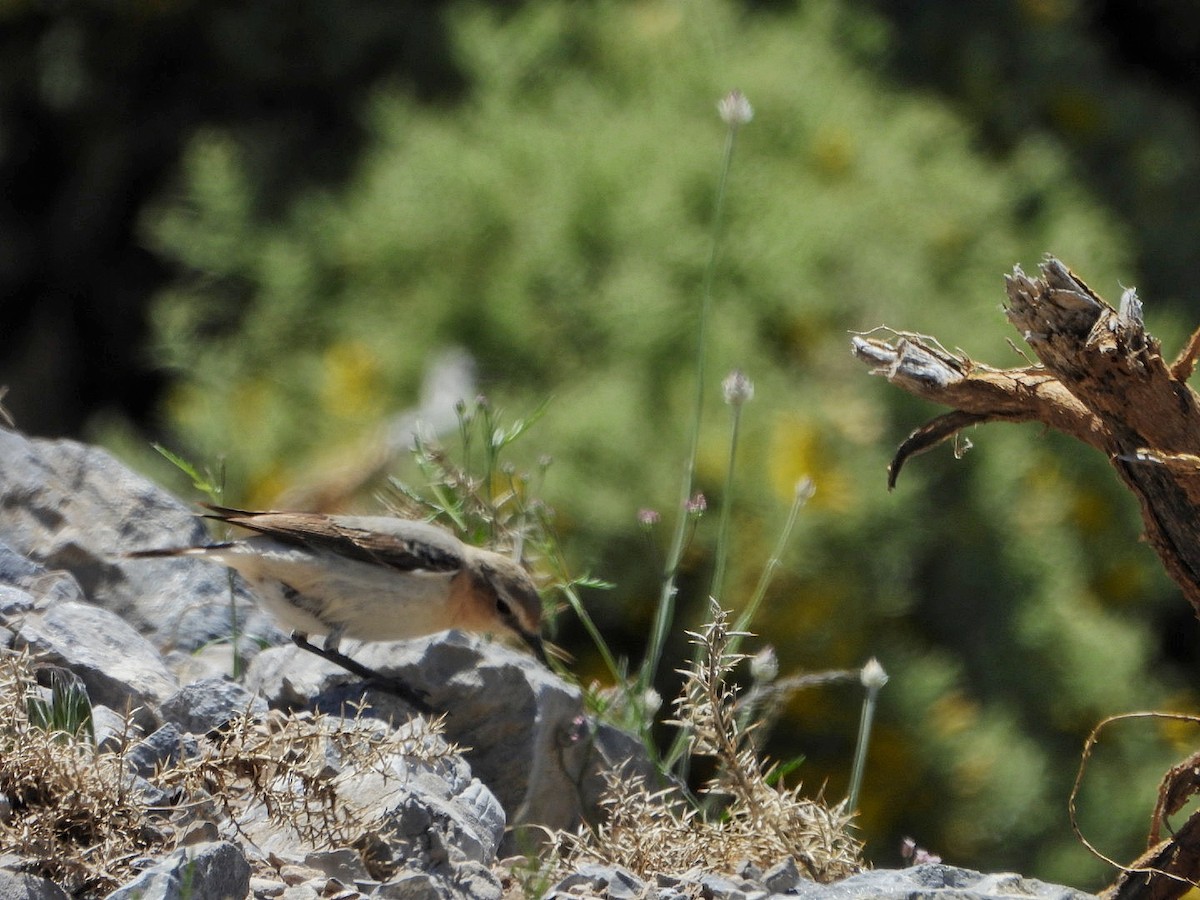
[129,506,546,700]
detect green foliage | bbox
[137,0,1193,887]
[152,444,251,680]
[853,0,1200,313]
[153,443,226,502]
[25,667,94,746]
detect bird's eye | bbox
[496,597,513,618]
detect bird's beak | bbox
[522,630,549,666]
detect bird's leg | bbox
[321,625,345,653]
[289,632,434,714]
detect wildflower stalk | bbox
[711,370,753,601]
[478,397,498,529]
[536,506,623,686]
[639,93,750,702]
[455,399,473,477]
[847,657,888,812]
[728,477,814,656]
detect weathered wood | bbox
[851,257,1200,618]
[1100,809,1200,900]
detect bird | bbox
[128,506,546,707]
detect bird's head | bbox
[470,553,547,664]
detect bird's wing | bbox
[201,505,465,573]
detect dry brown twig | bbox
[852,257,1200,622]
[1071,712,1200,900]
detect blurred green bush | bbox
[132,0,1196,887]
[854,0,1200,313]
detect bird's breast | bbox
[209,541,462,641]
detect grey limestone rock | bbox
[105,841,250,900]
[160,676,267,734]
[0,546,84,610]
[301,849,370,885]
[372,863,502,900]
[374,870,442,900]
[223,710,506,888]
[14,601,176,732]
[698,871,750,900]
[777,865,1096,900]
[248,875,286,897]
[447,861,502,900]
[762,856,800,894]
[124,723,199,777]
[542,864,1098,900]
[0,584,36,621]
[246,630,655,848]
[0,870,71,900]
[278,883,320,900]
[0,428,275,652]
[544,864,648,900]
[90,703,141,752]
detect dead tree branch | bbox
[852,257,1200,618]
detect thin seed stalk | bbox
[728,478,813,656]
[639,120,742,700]
[711,400,745,602]
[847,660,887,812]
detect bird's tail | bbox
[123,543,236,559]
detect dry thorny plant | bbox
[546,603,863,884]
[0,652,456,894]
[158,702,460,880]
[0,656,155,895]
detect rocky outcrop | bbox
[0,428,1097,900]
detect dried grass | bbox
[158,703,459,879]
[0,654,158,894]
[0,652,456,894]
[545,603,863,884]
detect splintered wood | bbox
[852,257,1200,619]
[853,257,1200,900]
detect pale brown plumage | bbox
[130,505,546,664]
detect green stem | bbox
[847,659,887,812]
[638,121,742,701]
[710,402,744,602]
[847,688,878,812]
[728,477,813,656]
[563,581,621,685]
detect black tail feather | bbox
[123,542,234,558]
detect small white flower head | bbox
[718,89,753,126]
[637,507,661,528]
[722,368,755,406]
[566,715,591,745]
[795,476,816,503]
[860,656,888,689]
[686,492,707,516]
[642,688,663,717]
[750,645,779,683]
